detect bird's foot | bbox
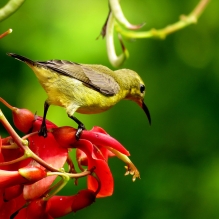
[75,124,85,141]
[38,124,48,138]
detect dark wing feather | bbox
[37,60,120,96]
[81,66,120,95]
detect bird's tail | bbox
[7,53,35,65]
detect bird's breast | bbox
[31,66,127,115]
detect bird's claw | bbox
[38,124,48,138]
[75,124,85,140]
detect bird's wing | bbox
[38,60,120,96]
[81,65,120,95]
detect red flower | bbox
[0,98,140,218]
[0,193,26,219]
[23,117,68,200]
[51,125,139,197]
[74,139,114,197]
[15,198,52,219]
[47,189,96,217]
[0,167,47,189]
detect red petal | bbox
[0,136,2,154]
[90,126,108,134]
[0,194,25,219]
[47,189,96,217]
[0,170,27,189]
[76,149,88,166]
[1,136,13,145]
[0,167,46,190]
[74,139,114,197]
[3,185,23,201]
[1,147,24,171]
[23,131,67,200]
[71,189,96,212]
[15,199,53,219]
[13,208,27,219]
[81,130,130,156]
[46,196,74,218]
[32,116,57,132]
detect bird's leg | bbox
[38,101,50,137]
[68,115,85,140]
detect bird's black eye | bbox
[140,84,145,93]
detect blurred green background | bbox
[1,0,219,218]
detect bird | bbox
[7,53,151,139]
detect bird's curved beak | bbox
[137,100,151,125]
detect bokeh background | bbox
[1,0,219,218]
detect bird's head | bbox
[114,69,151,125]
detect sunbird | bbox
[7,53,151,139]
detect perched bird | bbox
[7,53,151,139]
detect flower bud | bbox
[18,166,47,181]
[0,98,35,133]
[12,108,35,133]
[51,126,77,148]
[0,167,47,189]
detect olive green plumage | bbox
[7,53,151,138]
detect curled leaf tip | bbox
[97,10,111,39]
[106,12,128,67]
[127,22,146,30]
[109,0,145,30]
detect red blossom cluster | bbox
[0,98,140,218]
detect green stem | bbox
[1,143,18,149]
[106,12,129,68]
[0,109,28,151]
[0,154,27,166]
[115,0,210,40]
[66,153,77,173]
[0,0,25,22]
[45,169,93,199]
[44,173,70,200]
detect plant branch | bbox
[0,0,25,22]
[106,12,129,67]
[115,0,210,40]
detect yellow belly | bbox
[31,65,126,116]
